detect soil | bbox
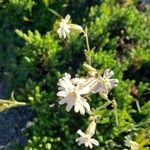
[0,82,35,149]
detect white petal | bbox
[76,137,82,142]
[58,87,64,90]
[85,77,97,87]
[101,85,109,95]
[57,28,61,34]
[57,79,63,86]
[85,142,89,147]
[66,101,74,112]
[75,80,86,92]
[82,100,90,112]
[57,91,67,97]
[59,97,68,105]
[78,138,85,145]
[77,129,85,137]
[79,86,90,95]
[79,104,85,115]
[90,82,101,93]
[91,139,99,146]
[109,79,119,88]
[71,78,80,84]
[89,143,93,149]
[74,102,80,113]
[104,69,114,79]
[65,14,70,22]
[64,73,71,79]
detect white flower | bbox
[85,69,119,99]
[57,14,71,39]
[125,136,139,150]
[76,130,99,149]
[76,121,99,149]
[57,14,83,39]
[57,73,91,115]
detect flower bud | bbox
[86,120,96,137]
[83,63,97,76]
[70,24,84,33]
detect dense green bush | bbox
[0,0,150,149]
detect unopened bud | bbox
[83,63,97,76]
[86,120,96,137]
[70,24,84,33]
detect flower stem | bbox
[135,99,141,113]
[98,99,112,110]
[114,109,119,126]
[84,28,92,65]
[84,28,90,52]
[47,8,62,18]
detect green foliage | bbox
[0,0,150,149]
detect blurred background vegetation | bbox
[0,0,150,149]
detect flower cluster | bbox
[57,67,118,148]
[57,69,119,114]
[57,73,90,115]
[56,14,119,149]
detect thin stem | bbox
[135,99,141,113]
[114,109,119,126]
[47,8,62,18]
[97,99,112,110]
[84,28,92,65]
[84,28,90,51]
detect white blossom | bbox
[57,73,91,115]
[57,15,71,39]
[85,69,119,99]
[125,135,139,150]
[57,14,83,39]
[76,121,99,149]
